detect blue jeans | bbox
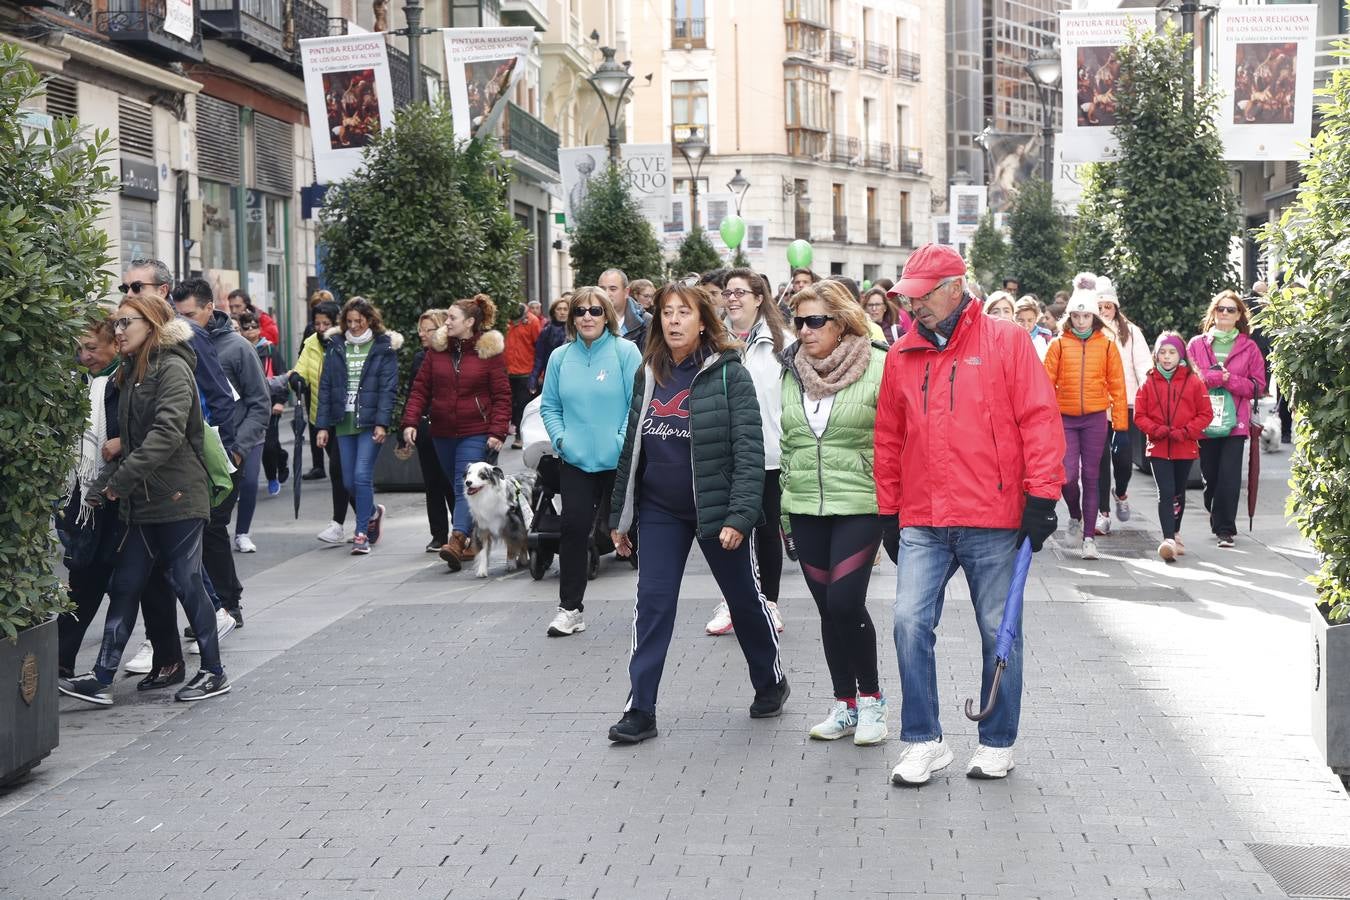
[893,526,1021,748]
[234,442,264,535]
[336,430,381,536]
[432,435,488,535]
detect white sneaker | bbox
[765,601,784,634]
[233,533,257,553]
[808,701,857,741]
[1065,518,1083,548]
[123,640,154,674]
[1115,495,1131,521]
[854,696,888,746]
[890,738,954,786]
[966,743,1015,779]
[1081,537,1100,560]
[189,609,236,655]
[546,607,586,637]
[1095,512,1112,536]
[705,601,734,635]
[316,521,344,544]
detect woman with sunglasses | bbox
[780,280,891,746]
[401,294,510,570]
[1186,291,1266,548]
[539,286,642,636]
[607,283,787,744]
[705,268,791,637]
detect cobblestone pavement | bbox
[2,445,1348,898]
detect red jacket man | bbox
[874,244,1064,789]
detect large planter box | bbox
[1311,607,1350,785]
[373,438,426,492]
[0,617,59,787]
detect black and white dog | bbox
[463,462,535,578]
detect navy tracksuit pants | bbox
[626,502,784,715]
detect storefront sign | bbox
[120,157,159,201]
[1217,5,1318,161]
[299,33,396,183]
[441,26,536,142]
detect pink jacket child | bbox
[1186,332,1267,438]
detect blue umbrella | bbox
[965,538,1034,722]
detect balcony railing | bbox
[794,206,810,241]
[98,0,202,62]
[864,141,891,169]
[289,0,329,58]
[832,214,848,242]
[895,49,920,80]
[863,40,888,73]
[828,134,858,164]
[786,127,827,159]
[200,0,286,64]
[900,222,914,248]
[672,17,706,47]
[829,32,857,65]
[327,15,346,34]
[502,102,560,175]
[867,218,881,245]
[897,145,923,174]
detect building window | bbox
[673,0,706,46]
[452,0,500,27]
[120,198,155,271]
[671,80,709,141]
[785,0,828,27]
[786,22,826,56]
[200,180,237,272]
[673,177,709,229]
[785,63,829,156]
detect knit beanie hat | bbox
[1066,272,1100,316]
[1095,276,1119,306]
[1153,332,1187,361]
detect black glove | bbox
[1111,430,1130,454]
[879,513,900,565]
[1017,494,1058,553]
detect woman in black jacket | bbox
[529,295,570,392]
[605,283,788,745]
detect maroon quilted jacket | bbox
[401,329,510,440]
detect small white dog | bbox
[462,462,535,578]
[1260,414,1281,453]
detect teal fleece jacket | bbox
[539,329,642,473]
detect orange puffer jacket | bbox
[1043,328,1129,430]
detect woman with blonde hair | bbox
[401,294,511,570]
[539,285,642,636]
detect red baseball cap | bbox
[889,244,967,299]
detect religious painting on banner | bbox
[1058,10,1151,163]
[442,27,536,142]
[300,34,396,183]
[1217,5,1318,160]
[986,132,1041,212]
[558,146,603,229]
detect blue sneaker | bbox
[267,479,281,496]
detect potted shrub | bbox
[1258,37,1350,786]
[0,46,115,785]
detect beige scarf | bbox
[796,334,872,402]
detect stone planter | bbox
[0,617,59,787]
[1311,606,1350,786]
[373,438,426,492]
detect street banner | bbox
[985,131,1041,213]
[744,220,768,258]
[557,143,673,231]
[1053,145,1091,214]
[163,0,194,42]
[300,34,396,184]
[1216,5,1318,160]
[1059,10,1151,163]
[702,193,736,249]
[933,215,952,247]
[948,185,987,242]
[441,26,536,142]
[663,197,689,251]
[558,146,604,228]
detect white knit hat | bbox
[1095,276,1119,306]
[1066,272,1100,316]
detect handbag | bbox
[200,423,236,507]
[1204,387,1237,438]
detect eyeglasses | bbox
[1214,305,1239,314]
[794,314,835,330]
[117,281,163,294]
[112,316,146,331]
[720,288,753,300]
[572,305,605,319]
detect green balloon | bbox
[861,280,873,292]
[719,214,747,249]
[786,239,813,269]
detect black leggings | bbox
[789,513,882,698]
[1149,458,1192,540]
[755,471,783,605]
[325,437,349,524]
[1098,409,1135,509]
[415,419,454,545]
[1199,435,1246,538]
[558,462,614,612]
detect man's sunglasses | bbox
[117,280,164,294]
[794,314,835,330]
[572,305,605,318]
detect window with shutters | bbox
[118,98,154,158]
[44,77,78,120]
[253,113,294,195]
[119,198,156,270]
[196,95,241,185]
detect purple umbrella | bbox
[965,538,1034,722]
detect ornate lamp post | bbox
[587,46,635,163]
[1024,45,1062,183]
[727,168,750,215]
[677,127,709,230]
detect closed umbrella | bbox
[965,538,1034,722]
[290,376,308,519]
[1248,416,1261,531]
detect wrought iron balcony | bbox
[829,32,857,65]
[289,0,330,57]
[328,15,347,34]
[897,145,923,174]
[388,42,412,108]
[900,222,914,247]
[672,17,705,47]
[895,49,920,81]
[863,41,888,73]
[833,214,848,242]
[863,141,891,169]
[828,134,858,164]
[98,0,203,62]
[867,218,881,245]
[200,0,286,65]
[502,102,559,175]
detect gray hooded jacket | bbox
[205,309,270,457]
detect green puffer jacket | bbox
[91,319,211,524]
[610,349,765,540]
[779,341,888,523]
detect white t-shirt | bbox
[805,394,835,438]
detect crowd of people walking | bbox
[57,247,1272,785]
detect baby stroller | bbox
[519,396,637,581]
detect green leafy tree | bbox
[569,166,664,286]
[1257,38,1350,623]
[1077,23,1240,336]
[320,100,529,396]
[673,227,722,277]
[0,47,117,637]
[967,211,1008,293]
[1068,163,1116,276]
[1007,178,1068,303]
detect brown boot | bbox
[439,532,467,572]
[457,532,477,561]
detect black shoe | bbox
[427,538,446,553]
[59,665,74,680]
[59,674,112,706]
[750,677,790,718]
[183,625,195,639]
[175,669,231,702]
[137,662,185,691]
[301,467,327,481]
[229,607,244,629]
[608,710,658,744]
[278,468,290,485]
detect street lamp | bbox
[1024,45,1062,183]
[677,126,709,231]
[727,168,750,215]
[587,46,634,163]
